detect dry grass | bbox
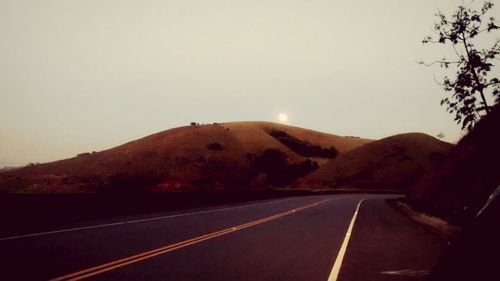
[391,199,461,241]
[224,121,371,153]
[0,122,370,193]
[296,133,453,191]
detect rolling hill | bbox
[0,122,371,193]
[295,133,453,191]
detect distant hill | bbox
[0,122,371,193]
[0,166,20,173]
[296,133,453,191]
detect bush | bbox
[267,129,338,158]
[250,148,319,187]
[207,143,224,151]
[104,174,162,193]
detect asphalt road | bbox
[0,194,446,281]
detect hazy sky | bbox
[1,0,499,166]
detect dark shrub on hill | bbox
[104,174,162,193]
[267,129,338,158]
[191,177,217,189]
[207,143,224,151]
[250,148,319,187]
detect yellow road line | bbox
[51,199,330,281]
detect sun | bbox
[278,113,288,122]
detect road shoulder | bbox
[338,197,448,281]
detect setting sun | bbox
[278,113,288,122]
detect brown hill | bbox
[296,133,453,191]
[0,122,371,193]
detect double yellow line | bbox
[52,199,330,281]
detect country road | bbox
[0,194,446,280]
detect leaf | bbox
[487,23,498,31]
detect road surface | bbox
[0,194,446,280]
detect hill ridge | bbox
[0,122,371,193]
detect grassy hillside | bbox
[296,133,453,191]
[0,122,371,193]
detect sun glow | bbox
[278,113,288,123]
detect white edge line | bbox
[327,199,365,281]
[1,196,348,241]
[0,198,294,241]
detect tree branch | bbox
[419,60,460,67]
[462,32,491,113]
[433,73,445,85]
[451,43,465,58]
[485,80,500,87]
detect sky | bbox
[1,0,499,167]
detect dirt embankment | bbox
[409,104,500,224]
